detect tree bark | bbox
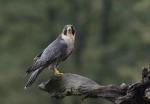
[38,67,150,104]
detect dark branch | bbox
[38,67,150,104]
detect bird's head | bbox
[61,24,75,43]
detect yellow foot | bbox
[53,68,63,76]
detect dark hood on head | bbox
[71,26,75,35]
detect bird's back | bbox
[34,36,68,68]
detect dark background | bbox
[0,0,150,104]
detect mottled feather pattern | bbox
[25,24,75,89]
[26,36,68,74]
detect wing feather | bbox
[33,51,43,61]
[26,36,67,73]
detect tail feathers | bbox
[26,66,36,74]
[26,66,33,74]
[24,69,42,89]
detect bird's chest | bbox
[63,38,74,54]
[66,43,74,55]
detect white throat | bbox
[61,33,75,45]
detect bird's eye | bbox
[64,29,67,35]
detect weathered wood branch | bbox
[38,67,150,104]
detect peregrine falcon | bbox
[25,24,75,89]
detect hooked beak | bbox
[68,28,72,34]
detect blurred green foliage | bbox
[0,0,150,104]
